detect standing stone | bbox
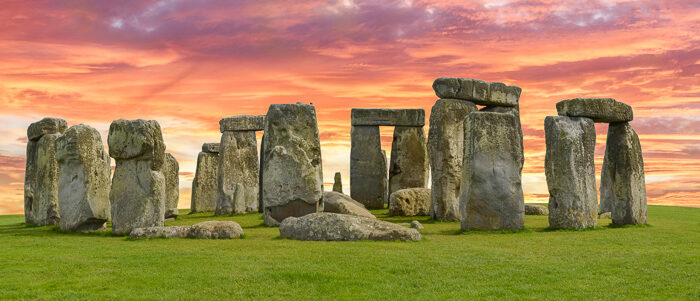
[544,116,598,229]
[262,103,324,225]
[428,99,477,221]
[108,119,166,235]
[24,117,66,226]
[460,112,524,231]
[601,122,647,225]
[389,126,428,197]
[350,125,387,208]
[162,153,179,219]
[333,172,343,193]
[258,135,265,213]
[56,125,111,232]
[216,130,259,215]
[190,143,220,212]
[480,105,524,171]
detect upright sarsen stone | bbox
[350,125,386,208]
[389,126,428,196]
[190,143,219,213]
[262,103,324,225]
[162,153,179,219]
[428,99,477,221]
[333,172,343,193]
[108,119,166,235]
[601,122,647,225]
[460,112,524,230]
[544,116,598,229]
[56,125,111,232]
[216,130,259,215]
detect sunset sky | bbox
[0,0,698,214]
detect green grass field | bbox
[0,205,698,300]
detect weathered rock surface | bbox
[190,148,219,213]
[524,204,548,216]
[129,221,243,239]
[544,116,598,229]
[556,98,633,123]
[432,78,521,107]
[108,119,166,235]
[411,220,424,229]
[323,191,375,218]
[350,125,387,208]
[55,125,111,232]
[279,213,421,241]
[27,133,63,226]
[216,131,259,215]
[219,115,265,132]
[460,112,524,230]
[261,103,323,225]
[24,140,37,224]
[480,105,524,170]
[201,143,220,153]
[599,212,612,219]
[389,126,428,195]
[27,117,67,141]
[428,99,478,221]
[601,122,647,225]
[351,108,425,127]
[162,153,179,219]
[389,188,431,217]
[333,172,343,193]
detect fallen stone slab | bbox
[129,221,243,239]
[323,191,375,219]
[350,125,387,208]
[601,122,647,225]
[389,188,431,217]
[351,108,425,127]
[556,98,633,123]
[27,117,67,141]
[219,115,265,132]
[524,204,548,216]
[432,77,521,107]
[333,172,343,193]
[130,225,192,239]
[279,213,421,241]
[190,146,220,213]
[201,143,220,153]
[56,125,111,232]
[162,153,179,219]
[410,220,424,229]
[389,126,428,195]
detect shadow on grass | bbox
[606,223,652,229]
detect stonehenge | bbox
[350,108,427,208]
[190,143,220,212]
[216,115,264,215]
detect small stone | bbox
[333,172,343,193]
[350,125,387,209]
[599,212,612,219]
[130,226,191,239]
[219,115,265,132]
[556,98,633,123]
[279,213,421,241]
[188,221,244,239]
[27,117,67,141]
[410,220,424,229]
[190,150,219,213]
[524,204,548,216]
[216,131,259,215]
[389,188,431,217]
[323,191,375,219]
[351,108,425,127]
[201,143,220,153]
[389,126,428,195]
[162,153,179,219]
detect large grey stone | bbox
[190,150,219,212]
[55,125,111,232]
[601,122,647,225]
[162,153,179,219]
[333,172,343,193]
[524,204,548,215]
[432,78,521,107]
[544,116,598,229]
[258,134,265,213]
[323,191,375,218]
[460,112,524,231]
[216,131,259,215]
[108,119,166,235]
[480,105,524,170]
[219,115,265,132]
[279,213,421,241]
[27,117,67,141]
[24,140,37,224]
[428,99,478,221]
[261,103,324,225]
[201,143,220,153]
[389,126,428,196]
[389,188,431,217]
[556,98,633,123]
[130,221,243,239]
[350,125,387,208]
[351,109,425,126]
[26,133,63,226]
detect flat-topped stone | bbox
[556,98,633,123]
[351,108,425,127]
[432,77,521,107]
[27,117,67,141]
[201,143,220,153]
[219,115,265,132]
[279,213,421,241]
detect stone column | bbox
[25,117,67,226]
[190,143,219,213]
[388,126,428,197]
[162,153,179,219]
[427,99,477,221]
[544,116,598,229]
[460,112,524,231]
[108,119,166,235]
[601,122,647,225]
[333,172,343,193]
[56,124,111,232]
[216,115,264,215]
[350,125,386,208]
[262,103,323,226]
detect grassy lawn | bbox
[0,204,698,300]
